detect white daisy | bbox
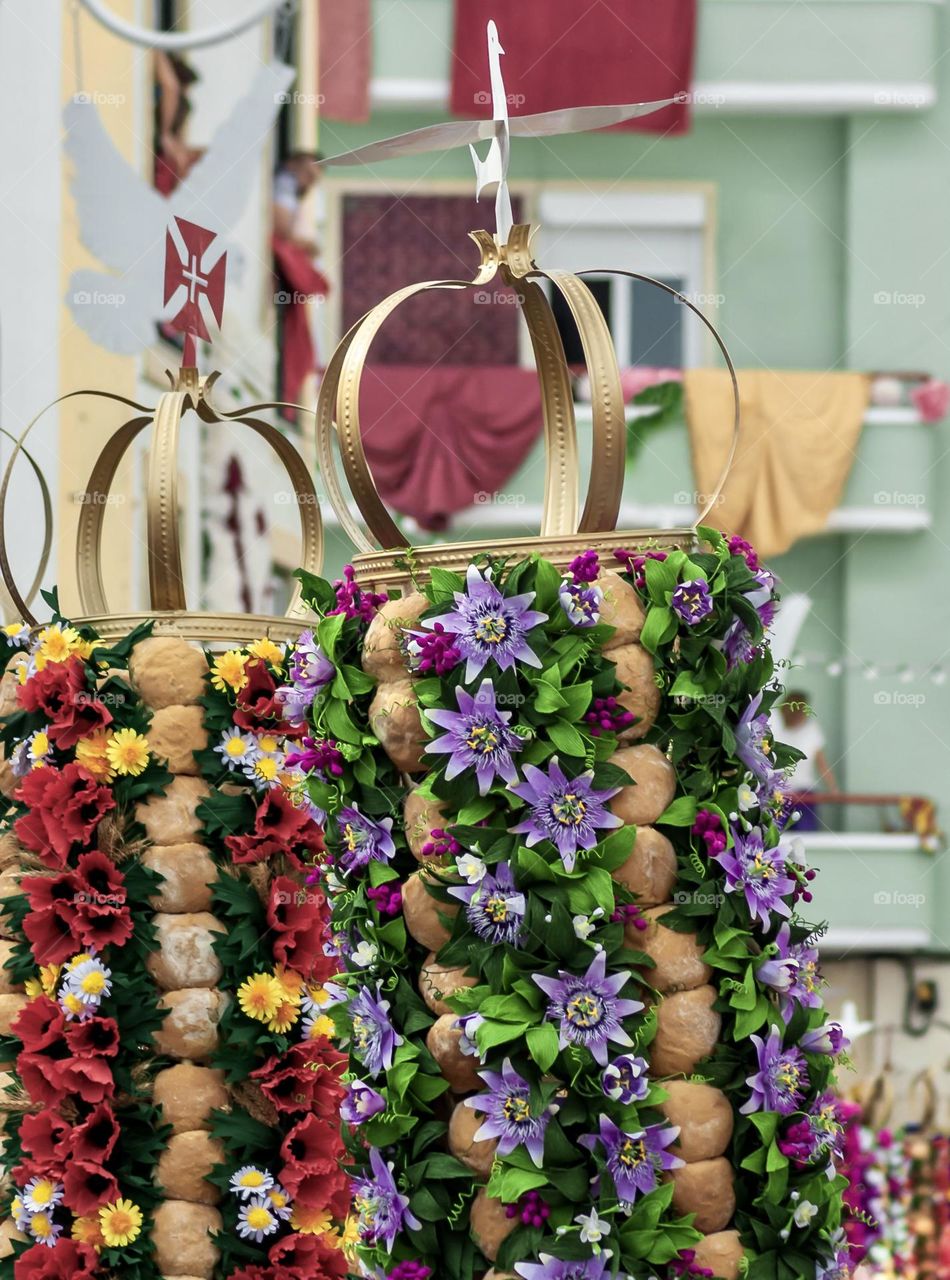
[229,1166,274,1200]
[215,729,259,771]
[237,1197,280,1241]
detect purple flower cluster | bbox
[568,549,600,583]
[691,808,726,856]
[504,1189,551,1227]
[671,578,713,625]
[670,1250,714,1279]
[407,623,461,675]
[778,1092,844,1168]
[728,533,760,570]
[614,547,667,590]
[367,883,403,917]
[583,695,635,737]
[421,827,461,861]
[329,563,388,622]
[387,1264,432,1280]
[610,902,647,930]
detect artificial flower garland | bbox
[285,533,850,1280]
[0,602,352,1280]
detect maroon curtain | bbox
[451,0,696,136]
[358,365,543,530]
[272,235,330,407]
[318,0,372,123]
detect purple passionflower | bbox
[455,1012,485,1057]
[601,1053,650,1103]
[778,1092,844,1167]
[341,1079,387,1125]
[516,1257,609,1280]
[800,1021,849,1056]
[509,758,622,872]
[449,861,526,946]
[465,1058,551,1167]
[755,923,799,995]
[671,578,713,625]
[423,564,547,682]
[289,629,335,691]
[559,580,602,627]
[533,950,643,1066]
[337,805,396,873]
[350,984,402,1077]
[714,826,794,930]
[740,1025,809,1116]
[352,1146,420,1250]
[757,923,824,1021]
[580,1115,682,1205]
[735,692,775,781]
[722,617,757,670]
[425,678,523,794]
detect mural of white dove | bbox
[63,60,293,354]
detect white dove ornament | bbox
[468,21,513,244]
[63,60,294,354]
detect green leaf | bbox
[547,721,586,756]
[324,698,362,744]
[533,679,567,715]
[657,795,696,826]
[640,605,676,654]
[526,1023,560,1072]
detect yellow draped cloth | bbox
[683,369,869,557]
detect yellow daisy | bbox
[99,1198,143,1248]
[23,978,42,998]
[305,1013,336,1041]
[71,1214,104,1251]
[237,973,284,1023]
[339,1214,361,1258]
[34,624,83,666]
[39,965,61,997]
[105,728,150,777]
[75,733,114,781]
[65,952,93,972]
[267,995,301,1035]
[248,637,284,670]
[211,649,249,693]
[275,966,304,999]
[291,1203,333,1235]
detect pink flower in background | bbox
[619,366,682,401]
[911,378,950,422]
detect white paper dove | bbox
[63,60,294,354]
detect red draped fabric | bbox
[358,365,544,531]
[272,235,330,408]
[318,0,372,123]
[450,0,696,136]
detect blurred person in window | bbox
[154,51,202,195]
[272,151,330,409]
[778,691,837,833]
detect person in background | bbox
[153,51,202,195]
[272,151,330,410]
[778,691,838,833]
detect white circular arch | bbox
[77,0,288,51]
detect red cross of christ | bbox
[163,216,227,367]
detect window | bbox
[534,188,713,369]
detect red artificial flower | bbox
[252,1040,345,1117]
[64,1015,120,1059]
[72,850,133,951]
[56,1055,115,1104]
[13,996,66,1053]
[70,1102,119,1164]
[266,876,334,979]
[16,1052,66,1109]
[20,873,79,965]
[62,1158,120,1216]
[278,1113,341,1195]
[226,790,324,870]
[18,656,113,751]
[14,1108,71,1181]
[269,1232,348,1279]
[14,1239,99,1280]
[233,659,284,730]
[15,764,115,868]
[290,1168,349,1218]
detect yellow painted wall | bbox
[57,2,140,617]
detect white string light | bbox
[789,651,947,685]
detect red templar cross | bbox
[163,216,227,366]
